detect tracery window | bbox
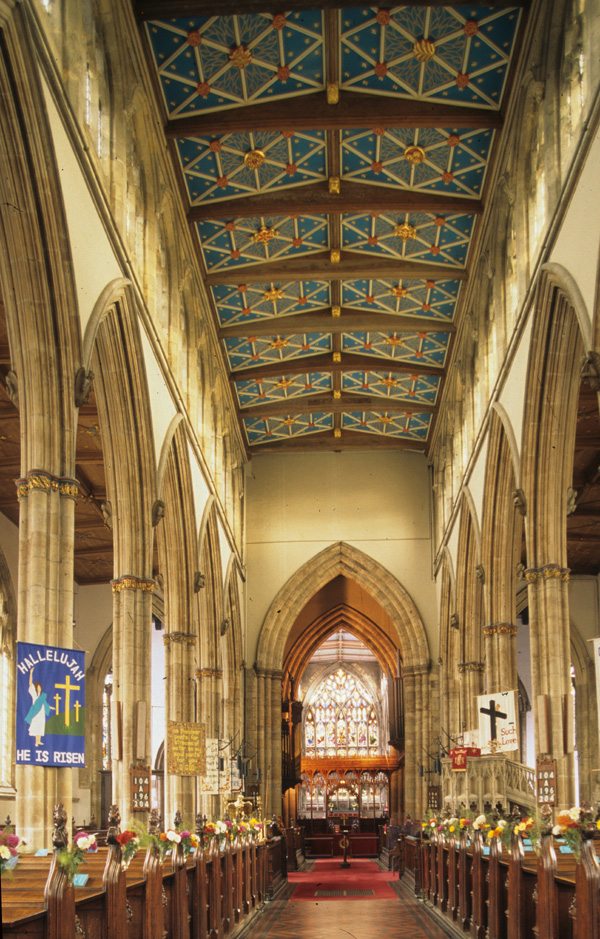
[304,667,379,758]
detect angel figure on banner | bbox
[26,668,53,747]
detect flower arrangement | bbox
[552,805,599,861]
[157,827,199,859]
[203,820,229,846]
[0,826,25,877]
[116,830,140,868]
[59,831,98,881]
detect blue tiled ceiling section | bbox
[144,5,522,449]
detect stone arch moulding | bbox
[441,545,457,610]
[82,277,132,369]
[458,486,482,564]
[540,262,592,351]
[491,402,522,489]
[197,495,217,577]
[256,541,430,673]
[156,412,185,502]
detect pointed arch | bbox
[257,541,429,673]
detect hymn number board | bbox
[131,765,150,812]
[537,758,557,806]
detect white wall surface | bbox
[73,584,113,669]
[245,450,437,660]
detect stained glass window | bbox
[304,666,380,757]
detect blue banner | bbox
[16,642,85,767]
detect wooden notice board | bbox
[167,721,206,776]
[130,765,151,812]
[537,758,557,806]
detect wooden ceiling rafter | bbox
[137,1,527,21]
[206,254,467,286]
[188,185,482,222]
[166,94,504,137]
[247,431,427,453]
[238,394,436,419]
[219,307,455,339]
[230,353,443,383]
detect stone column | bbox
[110,576,153,820]
[403,663,430,819]
[458,661,485,732]
[270,670,283,819]
[255,668,267,814]
[15,472,78,847]
[483,623,518,694]
[525,565,575,807]
[196,667,222,820]
[164,632,196,824]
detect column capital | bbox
[524,565,570,583]
[402,660,431,678]
[457,661,485,672]
[163,632,196,646]
[195,668,222,679]
[16,470,79,501]
[483,623,518,637]
[111,575,154,593]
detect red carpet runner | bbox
[288,858,395,900]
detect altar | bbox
[304,831,379,857]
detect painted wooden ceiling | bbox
[135,1,526,454]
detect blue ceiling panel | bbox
[342,277,460,321]
[343,330,450,367]
[244,411,333,445]
[235,372,333,408]
[212,280,330,326]
[343,370,441,405]
[225,332,332,372]
[197,214,329,271]
[342,410,433,440]
[146,12,325,117]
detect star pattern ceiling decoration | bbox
[148,11,325,116]
[138,2,525,452]
[177,129,328,204]
[339,6,520,106]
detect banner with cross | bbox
[15,642,85,767]
[477,690,518,754]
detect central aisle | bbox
[245,859,452,939]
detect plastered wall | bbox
[245,450,437,661]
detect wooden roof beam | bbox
[167,93,503,137]
[138,1,525,21]
[247,430,427,454]
[239,395,436,418]
[219,308,455,338]
[206,253,467,286]
[189,184,482,222]
[230,353,444,382]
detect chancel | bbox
[1,0,600,937]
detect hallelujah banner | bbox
[16,642,86,767]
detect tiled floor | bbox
[245,877,451,939]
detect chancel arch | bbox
[255,541,430,820]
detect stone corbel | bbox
[581,351,600,391]
[5,370,18,410]
[220,618,230,636]
[512,488,526,517]
[566,487,578,515]
[74,367,94,407]
[450,612,459,630]
[152,500,165,527]
[194,571,205,592]
[475,564,485,584]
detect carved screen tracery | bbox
[304,666,379,758]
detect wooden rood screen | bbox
[397,829,600,939]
